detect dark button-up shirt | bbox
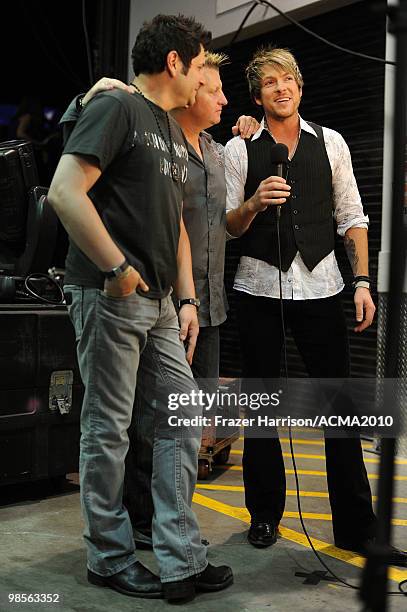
[182,131,228,327]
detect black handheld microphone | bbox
[269,143,289,217]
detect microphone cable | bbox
[276,201,359,590]
[276,201,406,596]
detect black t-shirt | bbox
[63,90,188,298]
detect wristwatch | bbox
[179,297,200,309]
[103,260,130,279]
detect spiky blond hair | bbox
[204,51,230,69]
[246,46,303,101]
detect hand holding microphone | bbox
[247,143,290,214]
[271,143,290,218]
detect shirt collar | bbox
[186,131,212,165]
[251,115,317,141]
[200,130,213,143]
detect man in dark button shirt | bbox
[173,51,230,387]
[128,52,259,547]
[48,15,235,603]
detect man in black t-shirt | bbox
[48,15,233,603]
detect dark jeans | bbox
[124,325,220,540]
[237,290,377,545]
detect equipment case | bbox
[0,304,82,485]
[198,378,240,479]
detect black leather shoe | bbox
[88,561,162,598]
[248,522,277,548]
[335,539,407,568]
[162,562,233,603]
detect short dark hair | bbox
[132,14,212,76]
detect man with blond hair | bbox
[225,46,406,565]
[127,50,235,545]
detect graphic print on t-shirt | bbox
[131,128,188,183]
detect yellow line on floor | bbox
[281,437,372,450]
[227,465,407,480]
[280,438,327,446]
[192,492,407,584]
[287,438,373,449]
[239,427,324,443]
[238,436,377,451]
[238,434,325,442]
[282,511,407,526]
[230,449,407,465]
[195,484,407,504]
[196,483,244,492]
[196,484,328,500]
[283,511,332,521]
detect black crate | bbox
[0,306,82,485]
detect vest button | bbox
[293,209,298,214]
[294,224,300,230]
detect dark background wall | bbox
[0,0,129,141]
[208,0,387,378]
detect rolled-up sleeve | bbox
[224,137,249,240]
[225,137,248,213]
[326,127,369,236]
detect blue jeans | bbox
[125,326,220,539]
[65,286,207,581]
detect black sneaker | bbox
[248,522,277,548]
[162,562,233,603]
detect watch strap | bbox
[103,260,130,279]
[179,298,200,309]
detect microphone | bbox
[269,143,289,217]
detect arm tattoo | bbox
[344,235,359,275]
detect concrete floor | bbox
[0,428,406,612]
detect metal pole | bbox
[360,1,407,610]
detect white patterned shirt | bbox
[225,116,369,300]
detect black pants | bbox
[237,291,377,545]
